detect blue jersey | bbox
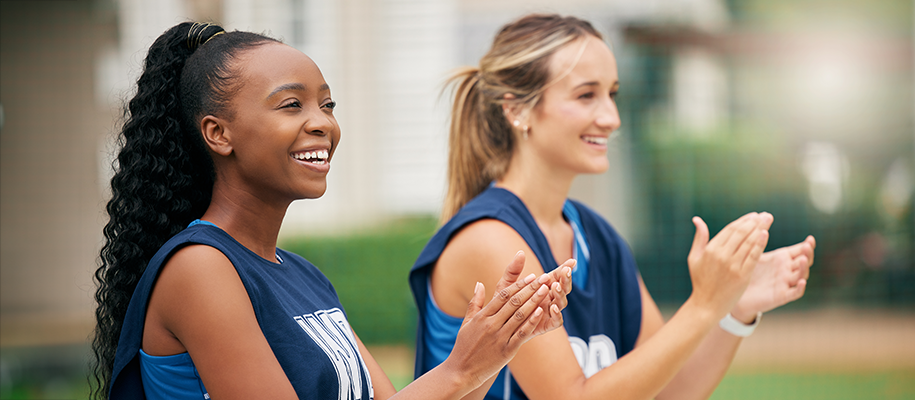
[409,187,642,400]
[109,222,374,400]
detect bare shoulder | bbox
[154,244,244,308]
[440,219,538,275]
[432,219,546,315]
[147,244,298,398]
[145,244,252,352]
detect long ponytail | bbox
[90,22,277,399]
[442,14,602,221]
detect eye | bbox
[280,99,302,109]
[578,92,595,100]
[323,100,337,111]
[609,90,618,100]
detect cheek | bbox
[555,103,590,124]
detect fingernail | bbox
[537,284,548,295]
[533,307,543,317]
[524,273,536,284]
[516,250,524,257]
[552,282,561,292]
[538,274,550,284]
[565,266,572,277]
[551,304,560,314]
[474,282,482,294]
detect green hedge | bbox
[280,217,439,345]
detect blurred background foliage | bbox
[281,217,438,344]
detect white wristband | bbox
[718,312,762,337]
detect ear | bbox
[200,115,233,157]
[501,93,526,127]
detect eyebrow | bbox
[575,81,600,89]
[573,80,620,90]
[266,83,331,99]
[267,83,305,99]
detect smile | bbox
[292,149,329,165]
[582,136,608,145]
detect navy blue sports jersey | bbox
[109,222,374,400]
[409,187,642,400]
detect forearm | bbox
[656,303,759,399]
[656,327,741,400]
[388,359,474,400]
[575,298,719,400]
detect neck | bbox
[201,178,290,262]
[496,149,575,226]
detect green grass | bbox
[710,370,915,400]
[0,378,90,400]
[280,216,439,345]
[3,369,912,399]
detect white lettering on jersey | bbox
[568,334,618,378]
[294,308,374,400]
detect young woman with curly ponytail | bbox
[410,14,817,400]
[92,21,573,400]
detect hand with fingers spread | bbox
[686,212,773,319]
[442,251,570,389]
[487,253,575,337]
[531,258,574,335]
[731,234,816,321]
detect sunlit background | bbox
[1,0,913,398]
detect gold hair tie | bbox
[187,22,224,50]
[203,31,225,46]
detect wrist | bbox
[437,357,479,397]
[719,312,763,337]
[730,303,759,324]
[681,296,722,327]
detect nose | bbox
[595,95,621,132]
[304,106,336,137]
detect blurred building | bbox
[0,0,691,348]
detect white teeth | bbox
[584,136,608,145]
[293,150,330,163]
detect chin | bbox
[299,184,328,200]
[578,161,610,175]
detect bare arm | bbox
[432,213,771,400]
[144,245,299,399]
[656,234,816,399]
[639,278,743,400]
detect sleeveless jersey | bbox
[409,187,642,400]
[109,222,374,400]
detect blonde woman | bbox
[409,14,816,400]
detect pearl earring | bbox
[513,120,520,127]
[523,125,529,140]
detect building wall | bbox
[0,0,118,346]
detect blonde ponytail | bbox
[442,66,515,221]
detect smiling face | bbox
[524,35,620,175]
[214,42,340,202]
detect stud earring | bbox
[513,120,520,127]
[523,125,529,140]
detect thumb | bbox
[494,251,526,295]
[689,216,710,262]
[462,282,484,328]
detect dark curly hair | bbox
[90,22,278,399]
